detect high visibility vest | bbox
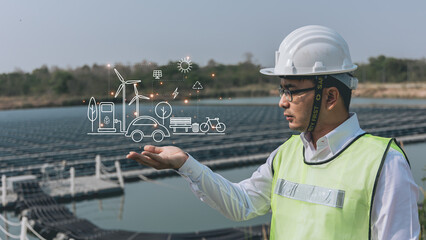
[270,133,407,240]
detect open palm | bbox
[127,145,188,170]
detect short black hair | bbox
[324,75,352,112]
[281,75,352,111]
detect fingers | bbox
[126,151,162,169]
[142,150,163,163]
[126,151,142,160]
[144,145,163,154]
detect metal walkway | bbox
[15,180,269,240]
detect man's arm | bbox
[371,148,420,240]
[127,145,277,221]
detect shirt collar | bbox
[300,112,364,158]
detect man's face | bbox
[279,78,315,132]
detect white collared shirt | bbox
[178,113,420,240]
[301,113,366,163]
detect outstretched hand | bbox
[126,145,189,170]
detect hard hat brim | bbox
[259,66,358,77]
[260,68,358,90]
[259,68,276,76]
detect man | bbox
[127,25,420,239]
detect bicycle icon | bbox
[200,117,226,133]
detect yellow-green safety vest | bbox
[270,133,407,240]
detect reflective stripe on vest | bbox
[274,178,345,208]
[270,134,400,240]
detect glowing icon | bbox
[167,116,226,135]
[200,117,226,133]
[177,57,192,73]
[172,87,179,99]
[86,58,226,142]
[87,97,98,132]
[98,102,116,132]
[155,101,172,125]
[169,117,192,133]
[192,81,203,90]
[128,84,150,117]
[153,70,162,79]
[114,68,141,132]
[125,116,170,143]
[104,116,111,125]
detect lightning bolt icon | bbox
[172,87,179,99]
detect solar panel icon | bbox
[153,70,162,79]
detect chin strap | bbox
[306,76,325,132]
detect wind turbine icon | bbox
[129,84,150,117]
[114,68,141,132]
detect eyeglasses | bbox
[278,86,316,102]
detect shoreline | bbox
[0,82,425,110]
[353,82,426,99]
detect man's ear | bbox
[324,87,339,110]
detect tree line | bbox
[0,55,425,99]
[356,55,426,83]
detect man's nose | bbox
[279,95,290,109]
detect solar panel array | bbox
[0,105,424,179]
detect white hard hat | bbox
[260,25,358,89]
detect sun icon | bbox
[177,58,192,73]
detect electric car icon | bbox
[125,116,170,143]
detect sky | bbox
[1,0,426,73]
